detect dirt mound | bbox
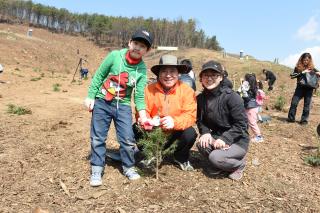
[0,23,319,212]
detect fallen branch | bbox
[59,179,71,197]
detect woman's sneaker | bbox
[299,120,308,125]
[90,166,103,187]
[123,167,141,180]
[228,164,246,181]
[251,135,264,143]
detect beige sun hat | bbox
[151,55,188,76]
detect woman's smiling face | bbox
[201,69,223,90]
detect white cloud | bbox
[296,15,320,41]
[280,46,320,68]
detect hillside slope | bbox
[0,23,319,212]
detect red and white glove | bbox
[142,120,154,130]
[160,116,174,129]
[84,98,95,112]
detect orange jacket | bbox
[144,81,197,130]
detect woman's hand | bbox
[213,139,228,149]
[302,69,311,74]
[199,133,213,148]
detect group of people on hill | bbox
[84,28,320,187]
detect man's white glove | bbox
[84,98,95,112]
[160,116,174,129]
[150,115,161,126]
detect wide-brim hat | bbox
[199,60,224,77]
[151,55,188,76]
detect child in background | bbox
[256,80,266,122]
[239,73,264,143]
[84,29,154,186]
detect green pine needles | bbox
[304,126,320,167]
[137,126,176,179]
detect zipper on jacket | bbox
[163,92,169,116]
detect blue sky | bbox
[33,0,320,68]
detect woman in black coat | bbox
[287,53,320,125]
[196,60,249,181]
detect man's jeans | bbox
[288,85,314,122]
[90,99,136,169]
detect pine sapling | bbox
[137,126,176,179]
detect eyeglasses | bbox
[202,73,221,79]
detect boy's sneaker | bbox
[90,166,103,187]
[228,164,245,181]
[251,135,264,143]
[174,159,194,171]
[123,167,141,180]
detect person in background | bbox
[262,69,276,91]
[136,55,197,171]
[179,59,196,91]
[239,73,264,142]
[256,80,267,122]
[287,52,320,125]
[221,67,233,89]
[196,60,249,180]
[84,29,153,186]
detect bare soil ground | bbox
[0,23,320,212]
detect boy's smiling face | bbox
[128,40,149,59]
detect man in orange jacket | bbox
[137,54,197,171]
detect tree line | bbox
[0,0,223,50]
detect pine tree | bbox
[137,126,176,179]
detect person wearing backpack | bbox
[287,52,320,125]
[179,59,196,91]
